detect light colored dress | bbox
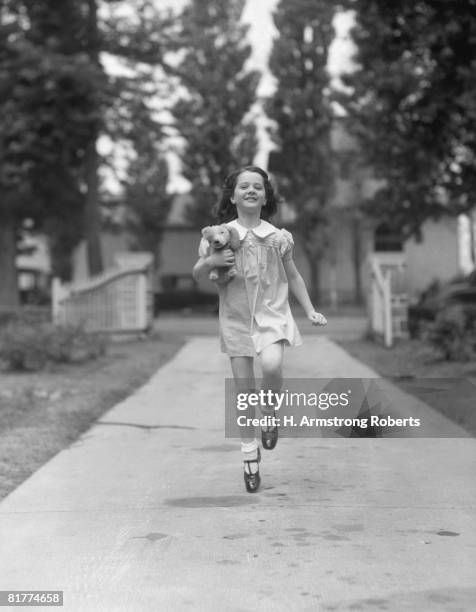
[198,219,303,357]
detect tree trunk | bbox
[0,217,19,309]
[84,137,103,276]
[84,0,103,276]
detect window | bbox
[374,223,404,252]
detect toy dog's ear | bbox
[228,226,241,250]
[201,226,212,239]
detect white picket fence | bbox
[370,253,408,347]
[52,254,153,333]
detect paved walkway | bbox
[0,333,475,611]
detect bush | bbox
[0,321,108,371]
[425,304,476,361]
[0,306,50,329]
[45,325,107,364]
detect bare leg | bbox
[259,341,284,401]
[229,356,259,467]
[229,356,261,492]
[259,341,284,449]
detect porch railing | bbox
[370,253,408,347]
[52,259,153,333]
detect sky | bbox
[102,0,355,193]
[241,0,355,95]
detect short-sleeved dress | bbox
[198,219,303,357]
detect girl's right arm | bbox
[192,256,213,282]
[192,249,235,282]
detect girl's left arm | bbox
[283,259,327,326]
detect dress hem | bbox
[222,336,303,358]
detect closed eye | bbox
[238,183,263,190]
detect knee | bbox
[261,358,282,382]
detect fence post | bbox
[382,269,392,348]
[51,278,68,325]
[369,254,407,347]
[136,273,147,330]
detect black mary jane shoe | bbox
[261,425,279,450]
[243,448,261,493]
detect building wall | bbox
[291,216,373,305]
[72,233,131,282]
[157,217,372,304]
[404,217,460,297]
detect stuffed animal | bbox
[201,224,240,285]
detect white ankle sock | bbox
[241,440,259,474]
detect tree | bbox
[121,100,173,265]
[83,0,105,275]
[101,1,176,265]
[266,0,337,303]
[339,0,476,238]
[0,1,104,305]
[0,0,175,306]
[172,0,260,226]
[23,0,108,277]
[45,0,176,276]
[123,155,172,264]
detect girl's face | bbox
[231,171,266,214]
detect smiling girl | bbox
[193,166,326,493]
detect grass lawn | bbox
[0,331,185,501]
[337,337,476,436]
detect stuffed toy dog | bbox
[201,224,240,285]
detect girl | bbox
[192,166,327,493]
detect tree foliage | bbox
[0,2,103,220]
[0,0,106,303]
[171,0,260,226]
[122,100,172,264]
[339,0,476,237]
[0,0,174,304]
[266,0,337,302]
[101,2,176,267]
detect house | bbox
[16,234,51,304]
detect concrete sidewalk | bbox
[0,335,475,611]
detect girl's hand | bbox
[207,248,235,268]
[308,311,327,326]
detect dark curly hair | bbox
[213,165,279,223]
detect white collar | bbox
[227,219,277,240]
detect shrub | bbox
[0,321,108,371]
[45,325,107,364]
[425,304,476,361]
[0,309,17,328]
[0,323,49,371]
[0,306,50,329]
